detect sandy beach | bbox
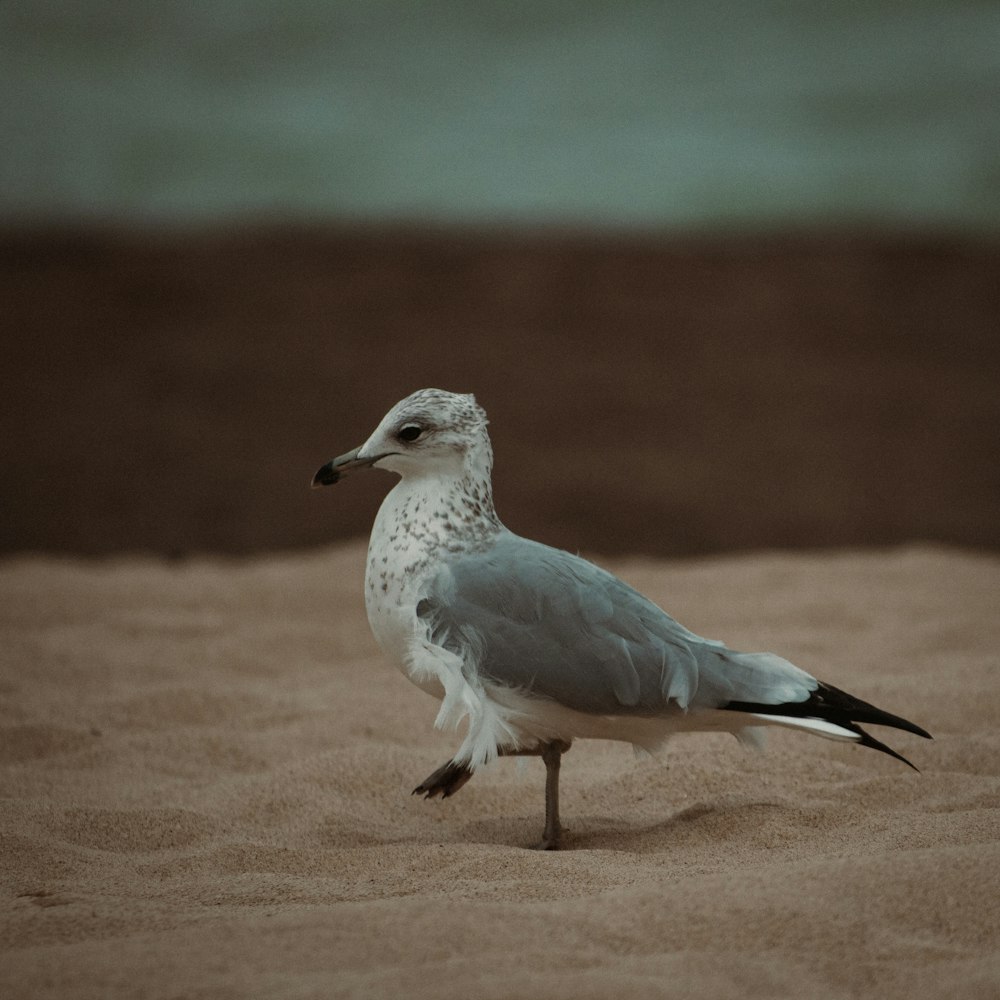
[3,542,997,998]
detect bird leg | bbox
[537,739,571,850]
[496,740,573,849]
[412,739,572,849]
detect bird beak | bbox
[311,447,384,487]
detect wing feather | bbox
[419,532,816,716]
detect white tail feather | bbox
[746,713,861,743]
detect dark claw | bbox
[412,759,473,799]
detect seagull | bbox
[312,388,930,849]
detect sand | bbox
[2,542,998,998]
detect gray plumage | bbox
[420,530,815,717]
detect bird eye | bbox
[398,424,423,442]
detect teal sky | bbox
[3,1,999,230]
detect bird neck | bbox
[377,451,500,554]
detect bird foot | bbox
[412,759,473,799]
[533,827,563,851]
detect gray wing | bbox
[418,532,817,716]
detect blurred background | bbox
[2,1,998,559]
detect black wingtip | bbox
[816,682,932,741]
[724,680,931,769]
[859,705,932,742]
[851,724,921,772]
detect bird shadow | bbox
[455,799,798,853]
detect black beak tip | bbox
[311,463,339,488]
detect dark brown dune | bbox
[2,225,998,558]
